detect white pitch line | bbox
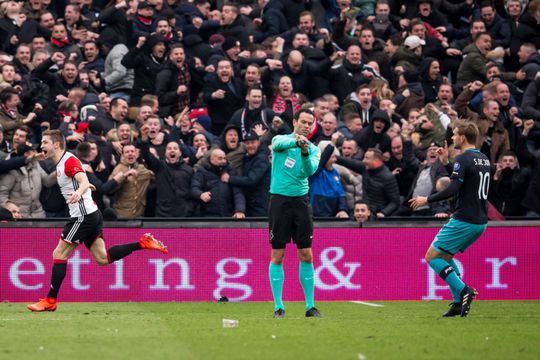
[350,301,384,307]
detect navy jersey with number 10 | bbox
[450,149,491,224]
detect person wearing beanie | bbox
[132,1,155,40]
[393,35,425,74]
[121,33,168,106]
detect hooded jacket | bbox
[353,109,392,154]
[121,34,168,105]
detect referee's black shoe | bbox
[305,307,322,317]
[273,309,285,319]
[460,286,478,317]
[442,302,462,317]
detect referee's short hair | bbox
[294,108,314,120]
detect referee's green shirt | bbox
[270,134,321,197]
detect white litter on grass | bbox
[38,346,44,351]
[271,335,276,340]
[485,337,489,340]
[357,352,367,360]
[350,301,384,308]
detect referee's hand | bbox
[295,134,309,153]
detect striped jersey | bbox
[56,151,97,217]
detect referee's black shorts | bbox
[61,210,104,249]
[268,194,313,249]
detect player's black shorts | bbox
[61,210,103,249]
[268,194,313,249]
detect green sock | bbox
[299,261,315,311]
[269,263,284,311]
[429,258,466,299]
[448,259,462,303]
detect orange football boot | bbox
[139,233,168,254]
[27,298,57,312]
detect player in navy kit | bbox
[27,130,168,312]
[410,122,490,317]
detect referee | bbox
[268,109,322,319]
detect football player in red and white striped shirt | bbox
[27,130,168,312]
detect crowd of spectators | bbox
[0,0,539,222]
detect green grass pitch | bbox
[1,301,539,360]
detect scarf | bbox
[1,104,17,119]
[51,36,70,48]
[177,64,191,111]
[137,15,153,26]
[272,94,300,115]
[58,111,78,122]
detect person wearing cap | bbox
[393,35,425,74]
[132,1,155,40]
[121,33,168,106]
[0,142,56,218]
[221,130,270,217]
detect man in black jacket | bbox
[222,132,270,217]
[228,87,274,140]
[141,137,194,218]
[190,148,245,218]
[203,59,246,135]
[155,43,203,117]
[489,150,530,217]
[336,148,400,218]
[121,34,167,106]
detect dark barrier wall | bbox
[1,222,539,302]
